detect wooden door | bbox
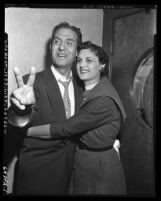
[103,8,156,196]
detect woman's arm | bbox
[27,96,120,139]
[27,124,51,139]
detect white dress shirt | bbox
[51,65,75,116]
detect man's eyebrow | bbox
[53,36,60,40]
[53,37,76,42]
[66,38,76,42]
[86,57,94,60]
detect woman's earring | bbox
[99,67,104,72]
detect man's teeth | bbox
[58,53,66,57]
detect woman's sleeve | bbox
[51,96,120,139]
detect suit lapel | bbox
[44,68,66,121]
[44,68,83,119]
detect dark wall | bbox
[102,8,156,196]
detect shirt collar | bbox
[85,82,98,91]
[51,65,73,82]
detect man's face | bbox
[51,28,78,70]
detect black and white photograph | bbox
[4,4,156,197]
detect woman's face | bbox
[76,49,103,85]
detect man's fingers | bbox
[10,97,26,110]
[14,67,24,88]
[27,67,36,86]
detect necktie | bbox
[59,79,71,119]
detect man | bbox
[8,22,84,195]
[8,22,121,195]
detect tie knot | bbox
[59,79,71,89]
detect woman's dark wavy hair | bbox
[51,22,82,46]
[77,41,109,77]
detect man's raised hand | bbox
[10,67,36,110]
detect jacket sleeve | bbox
[51,96,120,139]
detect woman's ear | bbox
[100,64,106,69]
[99,64,106,72]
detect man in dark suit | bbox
[8,22,83,195]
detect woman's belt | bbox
[78,142,113,152]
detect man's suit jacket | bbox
[14,67,83,195]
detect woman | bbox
[27,41,127,195]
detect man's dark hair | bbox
[51,22,82,47]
